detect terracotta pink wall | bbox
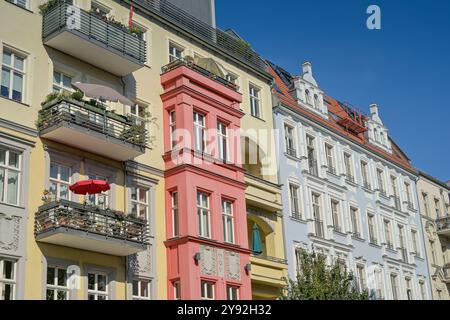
[161,66,251,300]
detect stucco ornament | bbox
[0,214,20,252]
[425,221,437,241]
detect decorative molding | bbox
[200,245,217,277]
[0,214,21,252]
[226,251,241,281]
[0,118,38,138]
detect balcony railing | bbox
[437,216,450,235]
[315,219,324,238]
[251,254,287,265]
[129,0,267,73]
[327,166,337,175]
[386,242,394,251]
[42,2,146,75]
[291,211,302,220]
[161,58,239,92]
[38,97,147,160]
[35,199,149,256]
[308,159,319,177]
[286,147,297,158]
[443,264,450,281]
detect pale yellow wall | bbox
[417,176,450,300]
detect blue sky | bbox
[215,0,450,182]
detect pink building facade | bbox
[161,62,251,300]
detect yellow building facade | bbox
[0,0,286,300]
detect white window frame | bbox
[193,112,206,153]
[377,168,386,193]
[49,162,71,201]
[197,192,211,239]
[130,186,149,220]
[52,71,73,94]
[173,281,181,300]
[384,219,393,249]
[325,144,335,172]
[350,207,360,238]
[330,199,341,232]
[172,191,179,237]
[344,152,354,180]
[87,173,109,209]
[249,85,261,119]
[87,272,108,300]
[0,258,16,301]
[356,264,367,292]
[284,124,296,156]
[411,229,420,257]
[169,110,177,149]
[222,199,234,244]
[169,42,184,63]
[0,148,21,206]
[419,281,427,300]
[8,0,29,9]
[132,278,151,300]
[367,213,377,244]
[361,161,370,188]
[200,280,214,300]
[226,285,239,300]
[390,274,399,300]
[289,183,301,219]
[1,47,26,103]
[217,121,228,162]
[46,266,69,300]
[312,192,323,237]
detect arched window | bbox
[314,94,320,109]
[305,89,312,105]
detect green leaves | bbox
[280,249,370,300]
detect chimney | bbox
[302,61,312,77]
[369,103,379,116]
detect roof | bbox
[266,60,416,174]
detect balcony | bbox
[443,264,450,283]
[35,200,149,256]
[37,97,147,161]
[161,58,239,92]
[437,216,450,237]
[42,2,146,76]
[250,254,288,297]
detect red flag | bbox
[129,0,134,31]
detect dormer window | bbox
[367,104,392,153]
[305,89,312,105]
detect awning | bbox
[72,82,134,106]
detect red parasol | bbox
[69,180,110,195]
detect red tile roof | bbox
[267,63,415,174]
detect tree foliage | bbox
[279,250,370,300]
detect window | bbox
[173,281,181,300]
[284,124,296,157]
[325,144,335,174]
[1,48,25,102]
[307,135,317,176]
[313,94,320,109]
[222,200,234,244]
[419,281,427,300]
[350,207,360,238]
[391,176,400,209]
[169,110,177,149]
[87,272,108,300]
[361,161,370,189]
[398,225,407,262]
[430,240,436,265]
[331,200,341,232]
[49,163,71,201]
[377,169,386,194]
[384,220,393,249]
[411,230,419,256]
[169,43,184,62]
[193,112,206,153]
[405,278,413,300]
[289,184,301,219]
[249,85,261,118]
[405,182,413,208]
[46,266,68,300]
[305,89,312,105]
[374,269,384,300]
[87,174,109,209]
[344,153,353,182]
[0,148,21,205]
[172,192,179,237]
[217,122,228,162]
[8,0,28,9]
[91,1,109,19]
[390,274,399,300]
[132,279,151,300]
[422,193,430,217]
[53,71,73,94]
[295,248,304,275]
[0,258,16,300]
[197,192,210,238]
[434,198,441,218]
[130,103,148,128]
[312,193,323,238]
[225,72,238,85]
[356,265,367,292]
[131,187,149,220]
[367,213,377,244]
[201,281,214,300]
[226,285,239,300]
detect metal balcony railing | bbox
[38,97,148,147]
[291,211,302,220]
[251,254,287,265]
[35,199,150,244]
[286,147,297,158]
[437,216,450,232]
[42,2,146,64]
[129,0,267,73]
[161,58,239,92]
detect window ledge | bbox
[249,115,265,122]
[290,216,307,224]
[4,0,33,13]
[352,236,365,242]
[0,201,25,210]
[284,152,301,162]
[333,230,347,237]
[369,242,382,249]
[0,95,30,107]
